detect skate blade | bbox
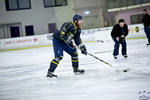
[46,75,57,79]
[46,76,57,80]
[74,72,85,75]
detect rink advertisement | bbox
[0,24,146,51]
[0,34,53,51]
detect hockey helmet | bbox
[73,14,82,21]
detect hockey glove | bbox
[79,45,87,55]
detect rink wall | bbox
[0,24,146,51]
[83,24,146,42]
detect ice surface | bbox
[0,39,150,100]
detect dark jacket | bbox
[111,24,128,38]
[142,14,150,27]
[53,21,82,46]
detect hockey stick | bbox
[95,50,112,54]
[87,52,130,72]
[87,52,112,66]
[87,52,131,72]
[78,46,129,72]
[77,46,112,66]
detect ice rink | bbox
[0,38,150,100]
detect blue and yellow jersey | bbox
[53,21,82,46]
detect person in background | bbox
[111,19,128,59]
[142,9,150,46]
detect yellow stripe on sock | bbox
[72,60,78,62]
[51,61,58,65]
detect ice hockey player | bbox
[46,14,87,78]
[111,19,128,59]
[142,9,150,46]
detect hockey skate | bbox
[73,68,85,75]
[114,56,118,59]
[147,43,150,46]
[46,71,57,78]
[123,55,128,58]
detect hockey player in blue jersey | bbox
[47,15,87,78]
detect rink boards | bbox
[0,24,146,51]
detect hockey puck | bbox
[123,69,129,72]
